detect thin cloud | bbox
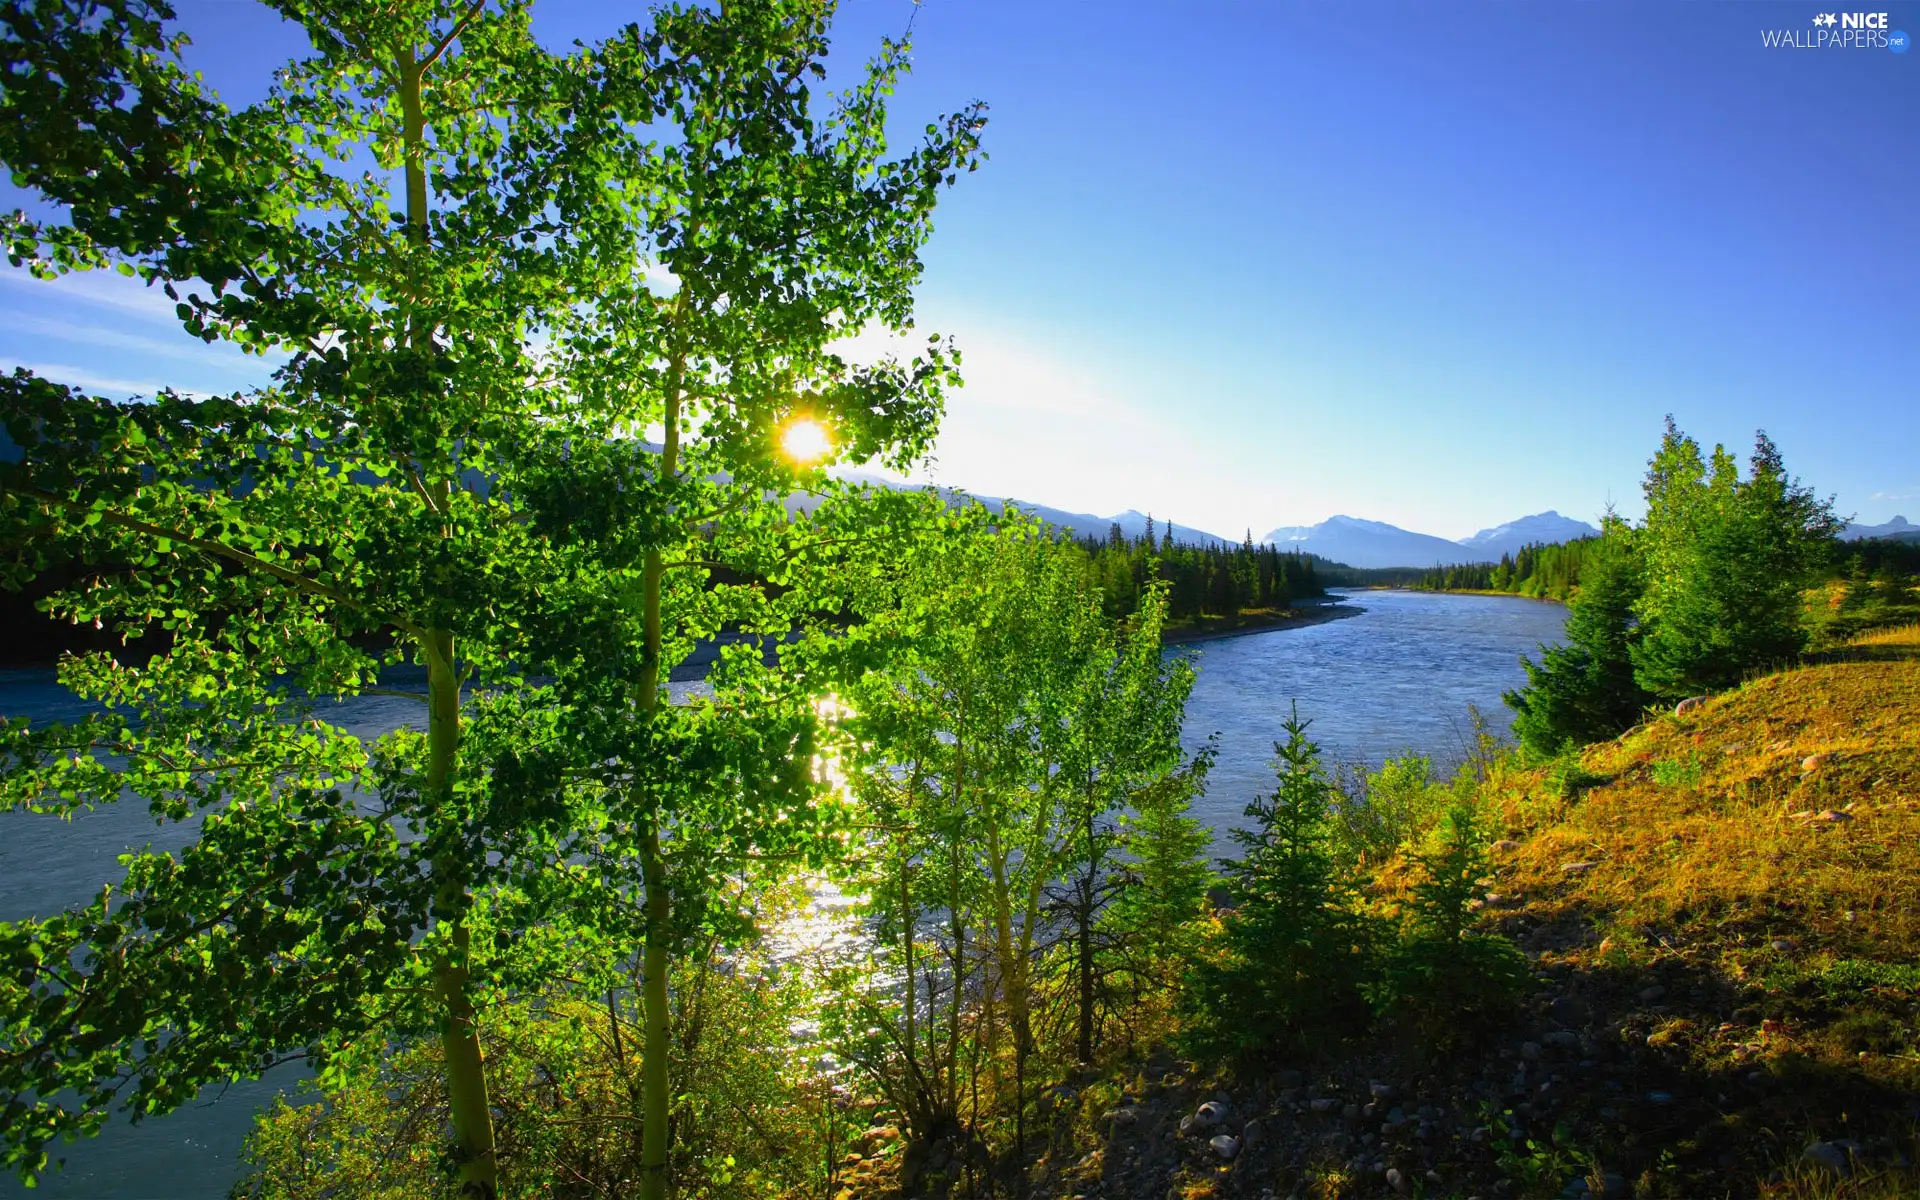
[0,267,185,323]
[5,312,269,372]
[4,361,213,399]
[1869,488,1917,503]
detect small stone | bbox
[1561,861,1595,874]
[1309,1097,1338,1114]
[1520,1041,1543,1062]
[1803,1141,1852,1177]
[1801,753,1831,773]
[1274,1068,1304,1087]
[1551,996,1591,1025]
[1544,1030,1581,1050]
[1240,1118,1263,1149]
[1369,1081,1397,1100]
[1194,1099,1228,1128]
[1106,1106,1140,1127]
[1386,1166,1408,1192]
[1343,1102,1362,1122]
[1675,696,1709,716]
[1815,809,1852,823]
[1209,1133,1239,1160]
[1770,938,1796,952]
[1492,839,1522,853]
[1645,1090,1674,1105]
[1178,1114,1196,1136]
[1639,984,1667,1002]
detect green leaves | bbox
[1,0,986,1187]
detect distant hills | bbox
[1842,515,1919,544]
[1456,511,1604,560]
[1259,511,1601,570]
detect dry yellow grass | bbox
[1489,625,1920,963]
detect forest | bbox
[1,4,1917,1200]
[1073,520,1323,627]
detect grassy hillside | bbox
[1473,621,1920,1196]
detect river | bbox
[0,589,1566,1198]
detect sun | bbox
[780,417,833,463]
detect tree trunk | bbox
[1076,800,1096,1064]
[640,825,672,1200]
[636,292,687,1200]
[401,41,498,1197]
[426,630,498,1197]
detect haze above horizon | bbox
[0,0,1910,540]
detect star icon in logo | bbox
[1812,12,1838,26]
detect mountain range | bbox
[1842,515,1918,543]
[1256,511,1600,569]
[857,485,1604,568]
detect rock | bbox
[1209,1134,1239,1160]
[1645,1090,1674,1105]
[1551,996,1591,1025]
[1386,1166,1409,1192]
[1194,1100,1228,1128]
[1801,753,1831,773]
[1815,809,1853,823]
[1369,1081,1398,1101]
[1803,1141,1853,1177]
[1560,861,1595,874]
[1639,984,1667,1002]
[1178,1114,1196,1136]
[1770,938,1797,952]
[1105,1106,1140,1128]
[1309,1097,1338,1115]
[1544,1030,1581,1050]
[1675,696,1709,716]
[1342,1102,1362,1122]
[1240,1118,1263,1150]
[1274,1068,1304,1087]
[1493,839,1522,853]
[1520,1041,1543,1062]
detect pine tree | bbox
[1181,705,1372,1057]
[1505,524,1652,755]
[1631,426,1840,696]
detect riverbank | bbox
[1391,586,1568,603]
[1160,596,1364,646]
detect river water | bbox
[0,589,1565,1198]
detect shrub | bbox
[234,953,823,1200]
[1330,753,1455,867]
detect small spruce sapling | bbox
[1373,803,1528,1046]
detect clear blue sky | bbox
[2,1,1912,541]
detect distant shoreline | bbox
[1161,595,1364,646]
[1382,587,1568,605]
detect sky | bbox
[1,1,1913,542]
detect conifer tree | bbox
[1182,705,1371,1057]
